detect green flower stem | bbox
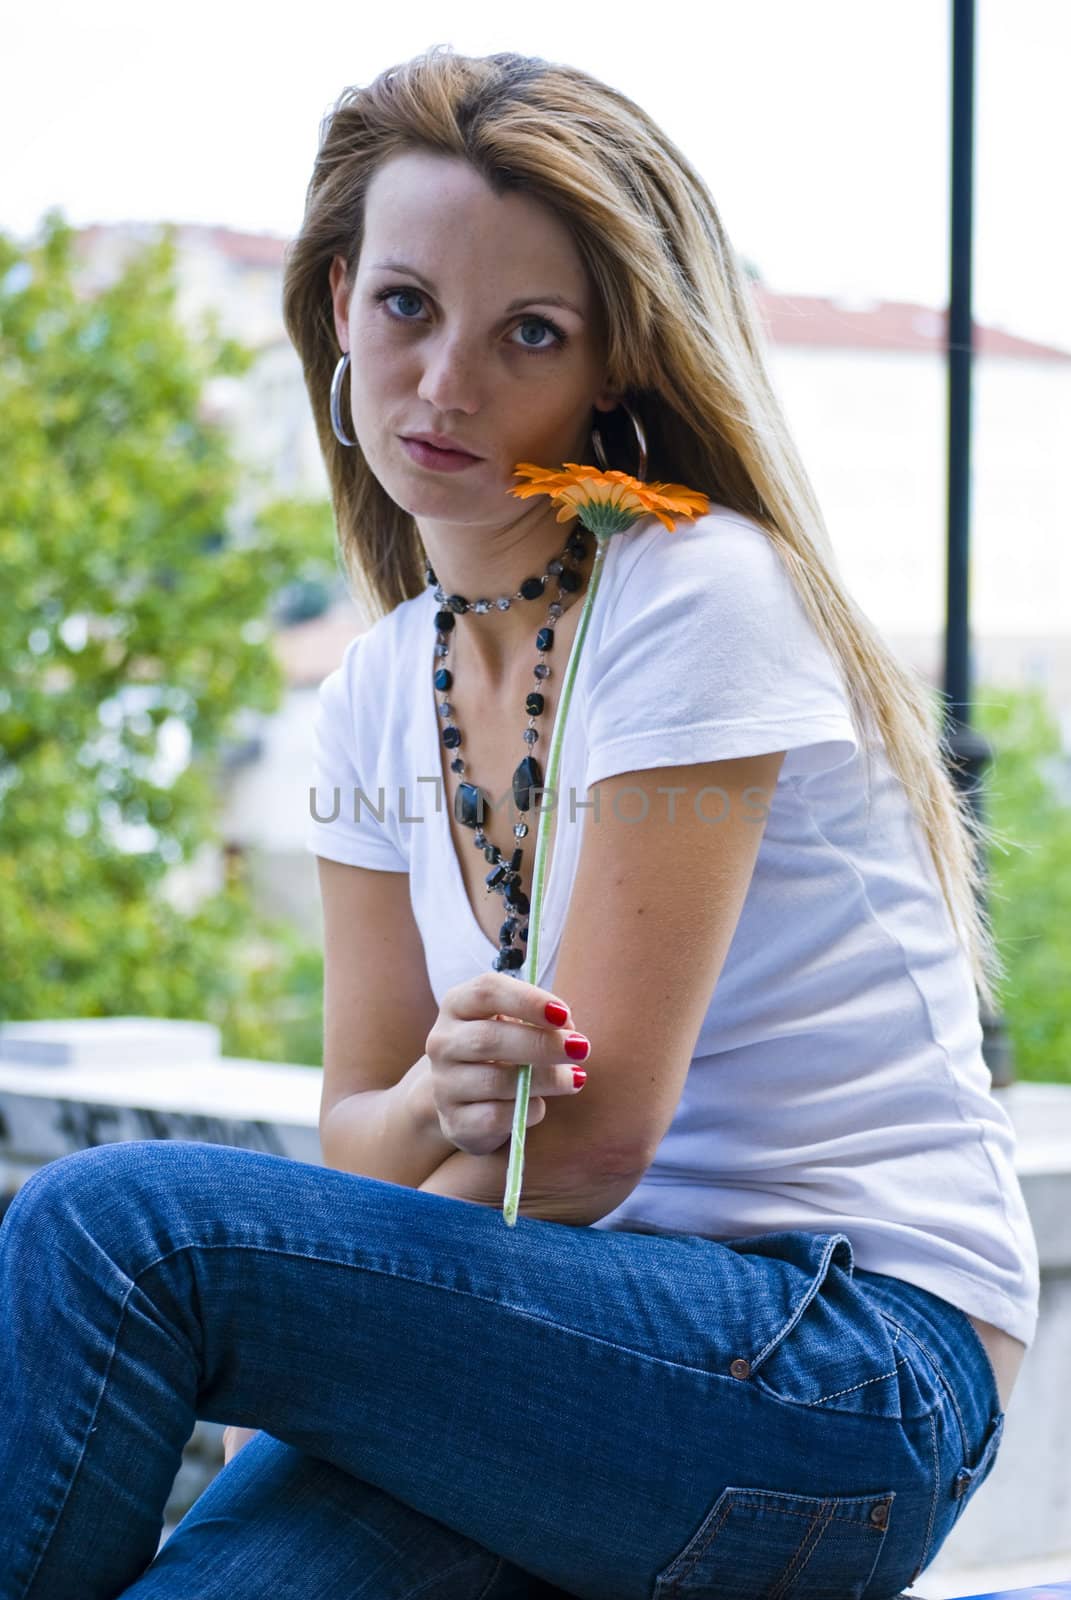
[501,523,615,1225]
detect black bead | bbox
[520,576,545,600]
[455,782,484,828]
[526,692,545,716]
[567,534,587,560]
[447,594,468,613]
[426,565,438,585]
[536,627,554,652]
[499,919,518,943]
[519,925,528,941]
[509,848,523,872]
[483,844,501,863]
[512,754,543,813]
[505,884,530,914]
[435,609,456,632]
[450,758,464,774]
[502,946,525,970]
[486,863,508,889]
[442,726,461,749]
[434,667,453,691]
[558,569,579,592]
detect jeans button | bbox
[869,1500,891,1529]
[729,1357,751,1379]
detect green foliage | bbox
[973,683,1071,1082]
[0,210,333,1063]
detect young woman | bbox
[0,46,1038,1600]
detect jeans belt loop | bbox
[951,1410,1005,1499]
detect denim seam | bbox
[130,1241,736,1379]
[18,1277,138,1598]
[664,1494,737,1595]
[768,1502,829,1600]
[702,1503,885,1523]
[874,1290,1004,1434]
[404,1554,500,1600]
[949,1309,1004,1423]
[811,1351,910,1406]
[472,1555,508,1600]
[874,1309,971,1461]
[912,1409,941,1584]
[751,1232,849,1370]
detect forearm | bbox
[319,1054,458,1189]
[418,1144,645,1227]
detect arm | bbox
[320,1053,458,1187]
[314,855,459,1186]
[417,1143,648,1227]
[416,752,784,1203]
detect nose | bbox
[415,331,484,416]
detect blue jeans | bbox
[0,1140,1006,1600]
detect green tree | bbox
[974,682,1071,1082]
[0,210,332,1063]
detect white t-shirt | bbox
[305,505,1041,1348]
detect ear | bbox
[592,390,622,414]
[328,254,352,352]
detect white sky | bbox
[3,0,1069,353]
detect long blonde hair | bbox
[282,44,1004,1014]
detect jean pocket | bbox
[733,1238,921,1421]
[651,1484,895,1600]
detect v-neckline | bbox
[424,549,612,975]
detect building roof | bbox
[752,286,1071,362]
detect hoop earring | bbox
[330,351,357,447]
[590,398,648,482]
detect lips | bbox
[399,436,484,473]
[402,433,482,459]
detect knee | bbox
[1,1141,208,1275]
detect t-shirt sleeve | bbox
[304,635,410,873]
[583,514,860,788]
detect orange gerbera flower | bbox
[510,462,709,535]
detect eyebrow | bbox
[369,259,585,320]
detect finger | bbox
[449,974,575,1032]
[473,1016,591,1073]
[450,1061,587,1110]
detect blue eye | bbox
[373,287,567,354]
[379,288,424,320]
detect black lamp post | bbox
[942,0,1013,1087]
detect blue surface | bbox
[946,1585,1071,1599]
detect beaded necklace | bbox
[425,524,592,975]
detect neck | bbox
[424,510,596,686]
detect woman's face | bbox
[329,148,617,521]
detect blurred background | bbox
[2,0,1067,1076]
[1,1,1069,1585]
[4,0,1062,1075]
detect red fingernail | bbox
[564,1034,590,1061]
[545,1001,569,1026]
[572,1068,588,1088]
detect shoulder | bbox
[319,591,427,706]
[594,504,808,666]
[604,505,794,623]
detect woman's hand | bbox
[221,1425,260,1465]
[425,975,590,1158]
